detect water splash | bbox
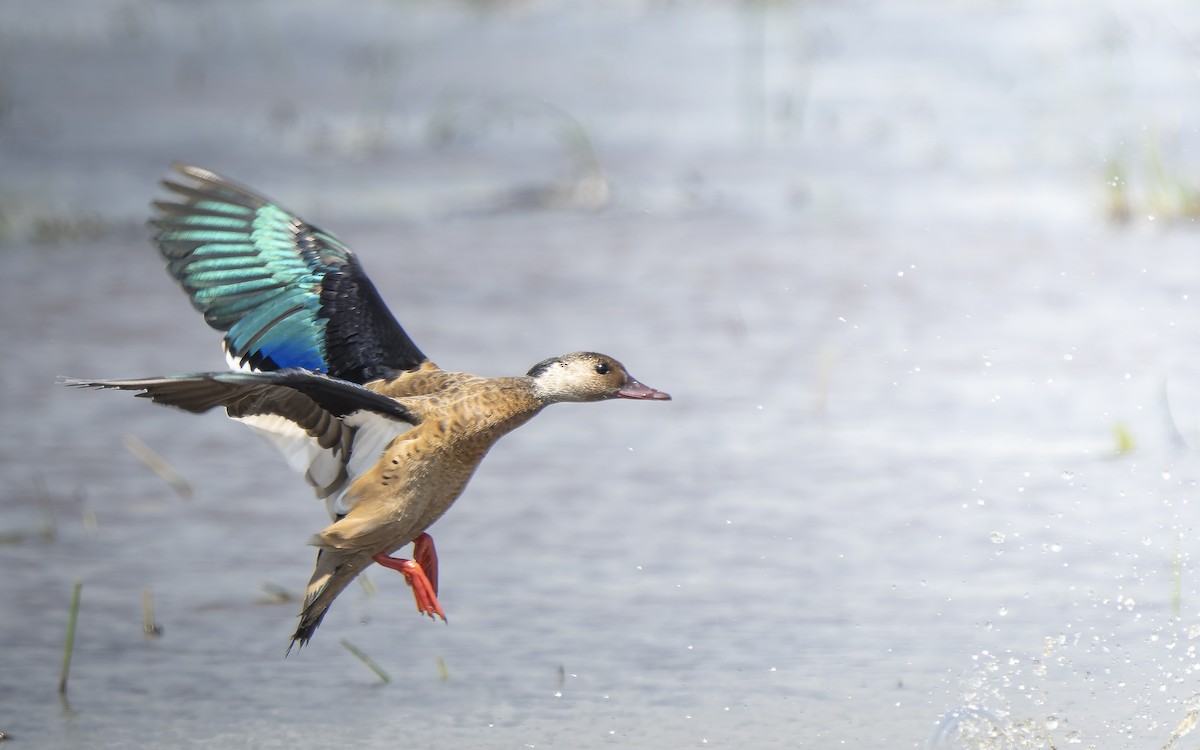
[927,705,1055,750]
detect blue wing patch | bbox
[150,164,427,383]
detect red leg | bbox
[412,532,439,594]
[371,533,446,622]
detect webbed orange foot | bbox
[371,533,445,622]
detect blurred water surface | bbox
[5,1,1200,747]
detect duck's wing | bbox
[151,163,427,384]
[67,369,419,507]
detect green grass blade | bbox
[58,580,83,695]
[340,639,391,683]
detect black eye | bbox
[595,362,611,375]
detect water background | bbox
[4,2,1200,747]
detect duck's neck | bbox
[445,379,546,459]
[475,376,547,432]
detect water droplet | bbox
[927,706,1008,748]
[990,531,1006,544]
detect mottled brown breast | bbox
[319,374,546,554]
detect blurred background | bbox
[4,1,1200,747]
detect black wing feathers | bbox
[150,163,429,383]
[66,369,416,425]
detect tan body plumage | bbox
[297,369,547,644]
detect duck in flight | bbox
[70,164,670,652]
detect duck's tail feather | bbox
[286,548,371,655]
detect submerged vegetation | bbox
[1112,421,1135,456]
[426,96,610,212]
[120,435,193,501]
[0,476,57,545]
[339,639,391,684]
[1103,131,1200,226]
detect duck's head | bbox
[527,352,671,404]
